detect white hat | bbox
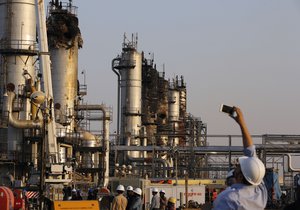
[133,188,142,195]
[160,190,165,194]
[239,156,265,186]
[126,186,133,191]
[116,184,125,191]
[152,188,158,193]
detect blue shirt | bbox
[213,145,268,210]
[130,196,142,210]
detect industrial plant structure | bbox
[0,0,300,209]
[111,35,207,179]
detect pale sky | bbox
[68,0,300,135]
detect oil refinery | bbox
[0,0,300,210]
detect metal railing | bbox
[47,2,78,17]
[79,84,87,96]
[0,39,38,51]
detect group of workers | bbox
[62,186,83,201]
[110,185,176,210]
[149,188,176,210]
[111,185,142,210]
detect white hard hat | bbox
[133,188,142,195]
[116,184,125,191]
[72,188,76,192]
[152,188,158,193]
[160,190,165,194]
[239,156,265,186]
[126,186,133,191]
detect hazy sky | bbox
[67,0,300,135]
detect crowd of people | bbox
[110,185,176,210]
[63,107,300,210]
[62,184,177,210]
[62,186,83,201]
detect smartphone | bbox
[219,104,234,115]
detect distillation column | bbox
[47,1,109,186]
[168,80,180,146]
[0,0,40,171]
[47,1,82,132]
[115,35,143,163]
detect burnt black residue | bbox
[47,12,83,49]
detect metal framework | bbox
[111,134,300,188]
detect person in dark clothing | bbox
[63,187,72,200]
[87,188,98,200]
[71,188,78,200]
[126,186,134,210]
[101,195,113,210]
[166,197,176,210]
[130,188,142,210]
[284,188,300,210]
[88,189,94,200]
[76,189,83,200]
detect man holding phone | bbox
[213,106,267,210]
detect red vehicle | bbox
[0,187,26,210]
[0,186,15,210]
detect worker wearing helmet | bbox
[71,188,77,200]
[159,190,167,210]
[213,106,267,210]
[126,186,134,210]
[150,188,160,210]
[166,197,176,210]
[112,185,128,210]
[283,186,300,210]
[129,188,142,210]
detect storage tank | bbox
[0,0,39,161]
[0,0,36,49]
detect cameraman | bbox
[213,106,267,210]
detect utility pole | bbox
[185,172,188,208]
[39,112,47,210]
